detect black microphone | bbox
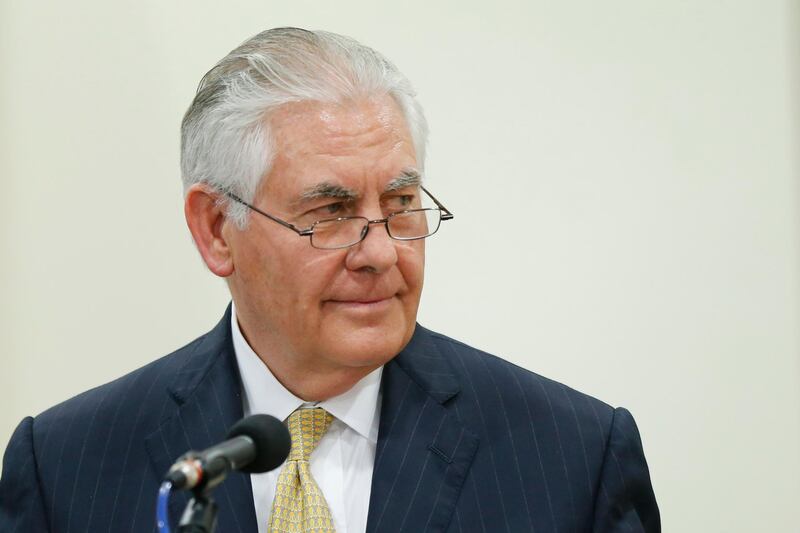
[165,414,291,492]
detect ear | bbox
[184,184,235,277]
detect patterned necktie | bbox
[268,408,336,533]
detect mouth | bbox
[325,295,396,312]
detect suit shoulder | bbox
[31,332,210,442]
[422,327,616,429]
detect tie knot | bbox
[286,408,333,462]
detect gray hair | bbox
[180,27,429,227]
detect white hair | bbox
[180,27,429,227]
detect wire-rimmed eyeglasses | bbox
[226,186,454,250]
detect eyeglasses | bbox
[226,186,454,250]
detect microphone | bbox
[165,414,290,492]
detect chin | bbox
[325,318,415,369]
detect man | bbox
[0,28,659,532]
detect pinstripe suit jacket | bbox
[0,307,659,532]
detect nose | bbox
[344,218,398,273]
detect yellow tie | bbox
[268,408,336,533]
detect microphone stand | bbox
[177,486,218,533]
[172,452,220,533]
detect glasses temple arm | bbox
[420,186,454,220]
[225,193,310,235]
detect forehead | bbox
[269,96,410,149]
[264,96,418,198]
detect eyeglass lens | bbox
[310,209,442,249]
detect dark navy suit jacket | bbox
[1,307,659,532]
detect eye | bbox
[322,202,344,215]
[307,200,353,220]
[385,194,415,210]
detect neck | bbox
[263,356,378,402]
[233,311,378,402]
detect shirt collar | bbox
[231,303,382,443]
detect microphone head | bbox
[226,414,291,473]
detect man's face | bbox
[226,95,424,380]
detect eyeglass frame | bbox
[224,185,454,250]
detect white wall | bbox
[1,1,798,531]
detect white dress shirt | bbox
[231,306,382,533]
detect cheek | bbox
[397,241,426,292]
[284,250,348,308]
[235,238,339,305]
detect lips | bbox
[327,294,394,305]
[337,296,392,304]
[326,288,398,303]
[324,294,397,311]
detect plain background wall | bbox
[1,1,798,531]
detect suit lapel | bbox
[144,306,258,533]
[367,326,479,533]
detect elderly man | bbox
[0,28,659,532]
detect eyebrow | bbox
[295,182,359,207]
[384,168,422,192]
[293,168,422,207]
